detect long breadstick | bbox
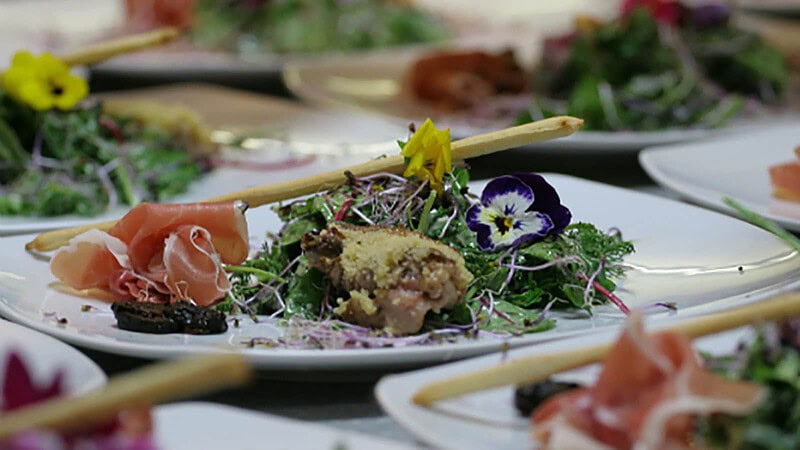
[26,116,583,252]
[412,292,800,406]
[0,353,251,439]
[60,27,181,67]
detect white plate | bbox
[0,318,106,396]
[283,50,792,153]
[1,174,799,371]
[375,325,753,450]
[155,402,412,450]
[640,123,800,232]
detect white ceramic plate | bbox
[283,51,792,153]
[375,325,753,450]
[1,174,799,371]
[640,123,800,232]
[155,402,412,450]
[0,318,106,396]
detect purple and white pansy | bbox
[466,173,572,251]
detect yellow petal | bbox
[17,81,54,111]
[52,73,89,110]
[438,128,452,172]
[37,52,69,77]
[10,51,36,68]
[401,118,434,158]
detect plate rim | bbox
[638,129,800,231]
[0,318,107,394]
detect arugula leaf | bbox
[283,264,327,319]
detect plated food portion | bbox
[640,124,800,231]
[0,36,217,219]
[415,1,789,130]
[45,118,636,345]
[125,0,449,55]
[769,146,800,203]
[3,118,800,370]
[0,352,154,449]
[285,0,795,150]
[377,294,800,450]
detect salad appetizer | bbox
[0,50,215,217]
[513,315,800,449]
[769,146,800,203]
[409,0,790,132]
[126,0,449,55]
[47,118,635,348]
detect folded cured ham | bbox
[51,202,248,306]
[531,316,764,450]
[769,146,800,203]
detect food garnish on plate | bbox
[511,313,800,450]
[49,201,248,334]
[0,39,216,218]
[220,118,633,347]
[409,50,528,111]
[0,350,251,448]
[125,0,450,55]
[39,117,637,343]
[769,146,800,203]
[408,0,789,132]
[526,315,764,450]
[0,352,155,449]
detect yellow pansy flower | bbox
[401,118,452,193]
[1,51,88,111]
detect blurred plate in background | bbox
[640,124,800,231]
[0,319,107,395]
[283,51,791,153]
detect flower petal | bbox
[401,118,434,158]
[17,81,54,111]
[481,175,534,217]
[466,204,497,250]
[52,73,89,111]
[37,52,69,77]
[513,172,572,233]
[510,212,554,247]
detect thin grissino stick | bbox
[0,353,252,439]
[412,292,800,406]
[26,116,583,252]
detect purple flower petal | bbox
[512,173,571,233]
[480,176,534,216]
[2,352,64,412]
[466,204,496,250]
[511,212,554,247]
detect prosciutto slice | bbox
[532,316,764,450]
[769,146,800,203]
[51,202,248,306]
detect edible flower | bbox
[1,51,88,111]
[621,0,684,24]
[2,352,63,412]
[401,118,452,193]
[466,173,571,251]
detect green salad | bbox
[517,5,789,131]
[221,120,635,348]
[192,0,449,54]
[0,48,211,218]
[701,320,800,449]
